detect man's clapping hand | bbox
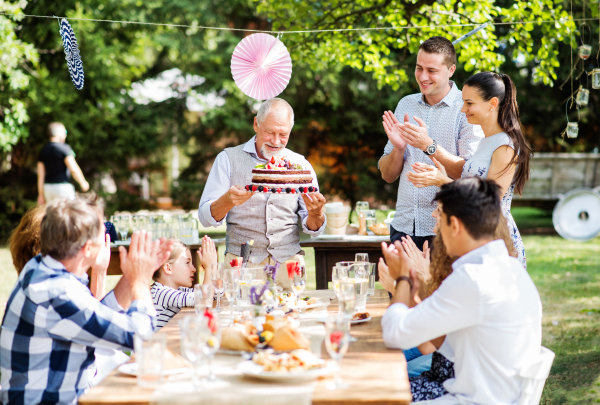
[382,111,409,151]
[119,231,174,284]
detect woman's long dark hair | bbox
[464,72,532,195]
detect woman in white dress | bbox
[405,72,532,268]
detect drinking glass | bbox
[224,269,240,324]
[179,315,205,388]
[211,264,224,312]
[194,283,213,315]
[362,262,377,297]
[338,282,356,319]
[349,263,369,312]
[134,333,166,387]
[331,265,348,297]
[111,215,131,241]
[292,265,306,313]
[324,315,350,390]
[355,253,369,262]
[198,314,221,383]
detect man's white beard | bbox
[260,143,284,160]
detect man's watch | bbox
[423,139,437,156]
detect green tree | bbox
[257,0,576,88]
[0,0,38,152]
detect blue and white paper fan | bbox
[59,18,84,90]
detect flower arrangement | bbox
[264,263,279,284]
[249,282,275,314]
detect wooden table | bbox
[105,238,226,283]
[79,289,411,405]
[301,236,390,289]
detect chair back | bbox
[517,346,555,405]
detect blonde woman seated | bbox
[151,236,217,329]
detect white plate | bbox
[287,299,330,311]
[117,363,189,376]
[237,360,337,382]
[316,315,371,325]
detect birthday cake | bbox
[246,156,317,194]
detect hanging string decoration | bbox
[231,33,292,100]
[59,18,84,90]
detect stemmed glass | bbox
[338,281,358,342]
[211,264,224,312]
[111,215,131,241]
[179,315,205,388]
[194,284,213,315]
[291,264,306,313]
[224,269,240,324]
[198,313,221,383]
[324,314,350,390]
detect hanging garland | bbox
[59,18,84,90]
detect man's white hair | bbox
[256,98,294,129]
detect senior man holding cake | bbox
[199,98,327,290]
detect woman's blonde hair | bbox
[427,215,518,295]
[152,239,189,280]
[8,205,46,274]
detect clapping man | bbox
[379,36,483,250]
[1,196,173,405]
[380,178,542,404]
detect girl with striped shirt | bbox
[150,236,217,329]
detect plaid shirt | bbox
[0,255,156,405]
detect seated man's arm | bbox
[381,270,479,350]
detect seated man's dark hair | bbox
[433,178,501,240]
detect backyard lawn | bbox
[0,208,599,402]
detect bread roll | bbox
[221,326,256,352]
[269,325,310,351]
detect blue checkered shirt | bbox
[379,81,484,236]
[0,255,156,405]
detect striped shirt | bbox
[0,255,156,405]
[150,281,194,329]
[379,81,483,236]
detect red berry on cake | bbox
[252,185,257,192]
[277,188,281,193]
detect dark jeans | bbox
[390,226,435,251]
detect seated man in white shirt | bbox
[380,177,542,405]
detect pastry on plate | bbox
[269,325,310,351]
[221,324,257,352]
[351,312,370,321]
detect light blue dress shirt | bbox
[379,81,484,236]
[198,136,325,236]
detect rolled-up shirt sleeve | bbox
[198,151,231,227]
[381,270,480,350]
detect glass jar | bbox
[579,45,592,60]
[576,88,590,106]
[592,69,600,89]
[566,122,579,138]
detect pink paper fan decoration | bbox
[231,33,293,100]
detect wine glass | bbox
[338,281,358,342]
[111,215,130,241]
[194,283,213,315]
[198,313,221,383]
[332,265,348,297]
[224,269,240,324]
[211,264,224,312]
[292,265,306,313]
[179,315,205,388]
[324,314,350,390]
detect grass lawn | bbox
[1,220,600,402]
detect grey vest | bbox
[224,144,302,263]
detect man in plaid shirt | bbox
[0,196,173,405]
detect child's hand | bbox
[197,236,218,272]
